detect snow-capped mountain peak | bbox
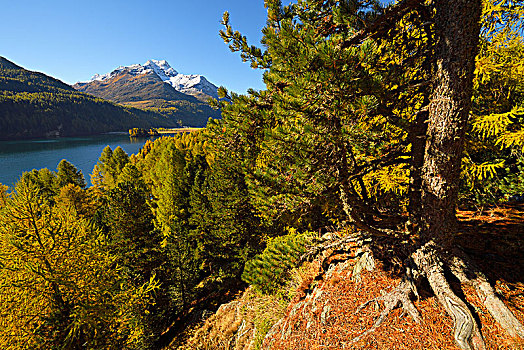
[87,60,218,99]
[143,59,178,80]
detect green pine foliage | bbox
[56,159,86,188]
[193,124,271,282]
[242,230,312,295]
[214,0,434,231]
[91,146,130,189]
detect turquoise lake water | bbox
[0,134,158,187]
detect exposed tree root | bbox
[349,240,524,350]
[301,230,524,349]
[350,267,421,344]
[412,242,486,350]
[449,248,524,340]
[301,232,372,275]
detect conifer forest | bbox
[1,0,524,349]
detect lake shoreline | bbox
[0,127,202,142]
[0,134,164,187]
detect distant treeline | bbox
[128,128,160,137]
[120,97,218,128]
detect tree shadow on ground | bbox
[456,203,524,284]
[366,202,524,305]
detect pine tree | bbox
[104,163,172,349]
[0,180,133,349]
[56,159,86,188]
[218,0,431,231]
[189,144,266,281]
[91,146,130,189]
[19,168,59,199]
[149,141,199,311]
[219,0,524,347]
[242,230,311,295]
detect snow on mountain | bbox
[87,60,218,99]
[143,59,178,80]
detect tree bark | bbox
[344,2,524,349]
[420,0,482,245]
[408,109,428,235]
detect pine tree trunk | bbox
[420,0,481,246]
[408,109,428,235]
[345,2,524,349]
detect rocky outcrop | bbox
[178,287,285,350]
[261,221,524,350]
[174,206,524,350]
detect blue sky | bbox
[0,0,391,94]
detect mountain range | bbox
[81,59,219,100]
[74,60,221,126]
[0,56,177,140]
[0,58,222,140]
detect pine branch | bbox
[339,0,427,49]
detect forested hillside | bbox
[0,57,177,140]
[0,131,273,349]
[0,0,524,349]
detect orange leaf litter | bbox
[264,203,524,350]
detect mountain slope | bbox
[83,59,219,100]
[0,57,177,140]
[74,69,191,103]
[74,60,221,127]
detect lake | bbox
[0,134,158,187]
